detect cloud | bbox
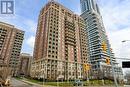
[0,14,37,55]
[25,19,37,33]
[0,15,37,34]
[0,0,130,67]
[108,28,130,65]
[99,0,130,68]
[26,36,35,48]
[100,0,130,32]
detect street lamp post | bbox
[122,40,130,43]
[108,39,130,87]
[108,44,118,87]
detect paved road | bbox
[10,78,42,87]
[124,85,130,87]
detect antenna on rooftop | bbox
[49,0,52,1]
[48,0,58,2]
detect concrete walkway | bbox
[11,78,42,87]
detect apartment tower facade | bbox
[0,22,24,76]
[80,0,123,80]
[31,1,88,80]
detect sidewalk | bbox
[21,79,43,87]
[21,79,57,87]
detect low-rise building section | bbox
[18,53,32,77]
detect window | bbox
[48,50,51,52]
[49,46,51,48]
[48,55,51,57]
[49,37,52,40]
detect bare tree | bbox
[125,70,130,84]
[0,65,11,86]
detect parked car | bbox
[73,79,83,86]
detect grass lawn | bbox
[44,81,73,86]
[15,77,22,80]
[15,77,115,86]
[25,79,73,86]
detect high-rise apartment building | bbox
[31,1,88,80]
[80,0,123,80]
[0,22,24,76]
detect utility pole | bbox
[108,44,118,87]
[102,42,118,87]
